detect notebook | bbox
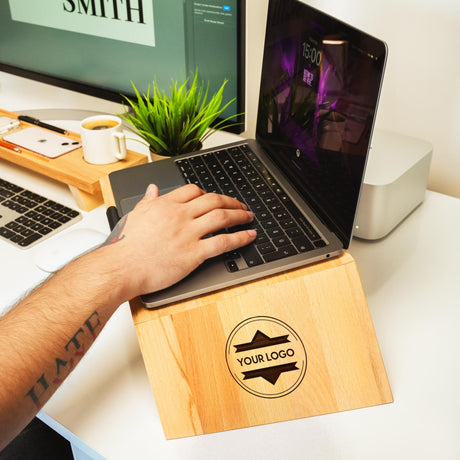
[108,0,387,308]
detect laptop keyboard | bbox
[0,178,81,249]
[176,144,326,272]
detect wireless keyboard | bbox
[0,178,81,249]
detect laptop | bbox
[108,0,387,308]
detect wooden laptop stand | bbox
[101,177,393,439]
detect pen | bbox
[18,115,68,135]
[0,139,21,153]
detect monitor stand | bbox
[0,108,147,210]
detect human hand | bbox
[104,184,256,300]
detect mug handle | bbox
[113,132,127,160]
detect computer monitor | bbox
[0,0,245,133]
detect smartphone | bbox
[0,116,20,135]
[3,127,81,158]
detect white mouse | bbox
[34,228,108,273]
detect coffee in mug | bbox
[82,119,120,131]
[80,115,127,165]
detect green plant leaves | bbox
[120,70,243,156]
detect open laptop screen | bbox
[256,0,387,247]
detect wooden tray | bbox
[0,109,147,210]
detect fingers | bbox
[193,207,254,237]
[168,185,247,217]
[164,183,205,202]
[187,193,248,220]
[200,229,257,260]
[136,184,203,210]
[135,182,256,247]
[139,183,246,209]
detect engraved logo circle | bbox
[225,316,307,398]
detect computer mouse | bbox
[33,228,108,273]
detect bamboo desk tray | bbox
[0,109,147,211]
[100,179,393,440]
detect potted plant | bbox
[120,70,242,159]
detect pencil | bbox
[0,138,21,153]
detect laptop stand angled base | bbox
[99,175,393,439]
[129,251,393,439]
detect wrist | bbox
[84,242,139,304]
[61,244,132,310]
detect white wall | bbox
[1,0,459,197]
[246,0,460,198]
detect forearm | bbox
[0,184,256,450]
[0,245,125,450]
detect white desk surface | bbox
[1,128,459,459]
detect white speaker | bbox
[354,129,432,240]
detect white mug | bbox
[80,115,127,165]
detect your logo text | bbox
[236,348,295,366]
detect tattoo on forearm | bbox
[25,311,102,409]
[104,216,128,246]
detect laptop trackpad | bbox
[120,186,180,215]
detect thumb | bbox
[144,184,160,200]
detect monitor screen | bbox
[0,0,245,132]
